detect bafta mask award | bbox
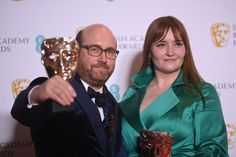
[41,36,79,113]
[138,130,173,157]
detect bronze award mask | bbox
[41,36,79,113]
[138,130,173,157]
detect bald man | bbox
[11,24,127,157]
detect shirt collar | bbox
[80,79,103,94]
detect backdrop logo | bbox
[0,140,33,156]
[12,79,30,99]
[0,37,30,53]
[211,23,230,47]
[213,82,236,97]
[35,35,45,53]
[116,35,144,50]
[76,26,86,36]
[233,24,236,46]
[227,123,236,149]
[109,84,120,102]
[74,26,85,45]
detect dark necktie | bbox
[87,86,108,107]
[87,86,111,135]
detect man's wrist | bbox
[27,85,40,109]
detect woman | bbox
[120,16,228,156]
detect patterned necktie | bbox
[87,86,111,136]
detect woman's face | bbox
[151,29,186,75]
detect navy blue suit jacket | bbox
[11,74,127,157]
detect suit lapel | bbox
[107,93,121,157]
[120,87,180,132]
[147,88,180,117]
[120,88,146,133]
[72,76,107,152]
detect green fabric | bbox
[120,67,228,157]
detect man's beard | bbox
[77,63,114,87]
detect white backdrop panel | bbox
[1,0,235,156]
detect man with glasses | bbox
[11,24,127,157]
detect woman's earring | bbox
[148,57,152,67]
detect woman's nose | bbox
[166,45,174,56]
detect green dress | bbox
[120,67,228,157]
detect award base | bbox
[51,100,76,114]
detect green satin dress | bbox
[120,67,228,157]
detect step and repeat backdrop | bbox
[1,0,236,156]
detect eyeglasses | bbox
[80,44,119,59]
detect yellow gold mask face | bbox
[12,79,30,99]
[41,36,79,81]
[211,23,230,47]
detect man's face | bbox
[77,26,117,87]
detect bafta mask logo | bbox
[227,123,236,149]
[12,79,30,99]
[76,26,85,35]
[211,23,230,47]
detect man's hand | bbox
[30,75,77,106]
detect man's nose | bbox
[98,51,107,62]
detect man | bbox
[11,24,127,157]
